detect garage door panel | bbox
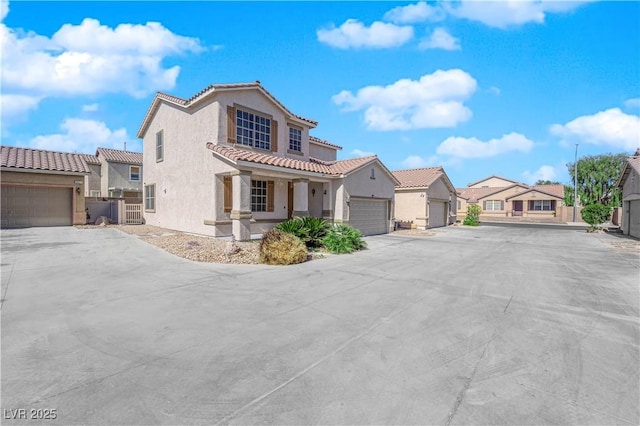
[630,200,640,239]
[1,185,72,228]
[349,198,389,236]
[429,201,446,228]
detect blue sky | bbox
[2,0,639,188]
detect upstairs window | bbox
[156,130,164,162]
[129,166,141,181]
[289,127,302,152]
[237,109,271,150]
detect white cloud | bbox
[624,98,640,109]
[1,17,203,119]
[351,149,376,157]
[384,2,446,24]
[550,108,640,151]
[332,69,476,131]
[317,19,413,49]
[27,118,131,153]
[1,94,42,119]
[418,28,460,51]
[522,165,558,184]
[401,155,439,168]
[488,86,501,96]
[436,132,534,158]
[82,103,99,112]
[445,1,588,29]
[1,0,8,22]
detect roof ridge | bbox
[393,166,442,172]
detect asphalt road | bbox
[1,226,638,425]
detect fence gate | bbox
[125,204,143,225]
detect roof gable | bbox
[1,145,91,174]
[393,167,444,189]
[467,175,522,188]
[506,187,564,201]
[137,81,317,138]
[96,147,143,165]
[617,152,640,188]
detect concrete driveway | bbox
[1,226,638,425]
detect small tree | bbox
[463,204,481,226]
[580,203,612,232]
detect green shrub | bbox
[299,216,329,248]
[259,229,308,265]
[581,203,612,231]
[322,223,366,254]
[276,216,328,248]
[463,204,482,226]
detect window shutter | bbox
[227,106,236,144]
[483,201,487,210]
[528,200,534,211]
[267,180,274,212]
[223,176,232,213]
[500,201,504,210]
[271,120,278,152]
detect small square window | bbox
[130,166,141,181]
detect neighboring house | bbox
[617,149,640,238]
[137,81,398,240]
[88,147,143,199]
[392,167,457,229]
[457,175,565,222]
[0,146,89,227]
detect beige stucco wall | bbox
[1,170,87,224]
[394,190,426,222]
[308,181,324,217]
[478,185,528,216]
[622,167,640,236]
[309,143,337,162]
[469,177,516,188]
[102,162,143,196]
[85,164,101,196]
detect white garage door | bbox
[630,200,640,239]
[349,198,389,236]
[429,201,447,228]
[1,185,72,228]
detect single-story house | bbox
[1,146,90,227]
[392,166,457,229]
[457,175,565,222]
[617,149,640,238]
[137,81,399,240]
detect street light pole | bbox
[573,143,578,222]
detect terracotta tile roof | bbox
[96,147,143,165]
[456,186,505,203]
[138,81,317,138]
[628,153,640,175]
[531,184,565,199]
[393,167,444,188]
[309,136,343,151]
[206,143,378,176]
[79,154,101,165]
[617,151,640,188]
[1,145,91,173]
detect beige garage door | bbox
[349,198,389,236]
[1,185,72,228]
[629,200,640,239]
[429,201,447,228]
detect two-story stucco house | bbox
[137,81,398,240]
[392,166,457,229]
[617,149,640,238]
[84,148,143,199]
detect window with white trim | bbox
[129,166,141,181]
[89,190,100,197]
[156,130,164,162]
[237,109,271,150]
[531,200,554,211]
[251,180,267,212]
[484,200,502,211]
[289,127,301,152]
[145,184,155,211]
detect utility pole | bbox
[573,143,578,222]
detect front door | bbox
[287,182,294,219]
[513,200,523,216]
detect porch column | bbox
[322,182,332,220]
[292,178,309,217]
[230,170,252,241]
[522,199,528,217]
